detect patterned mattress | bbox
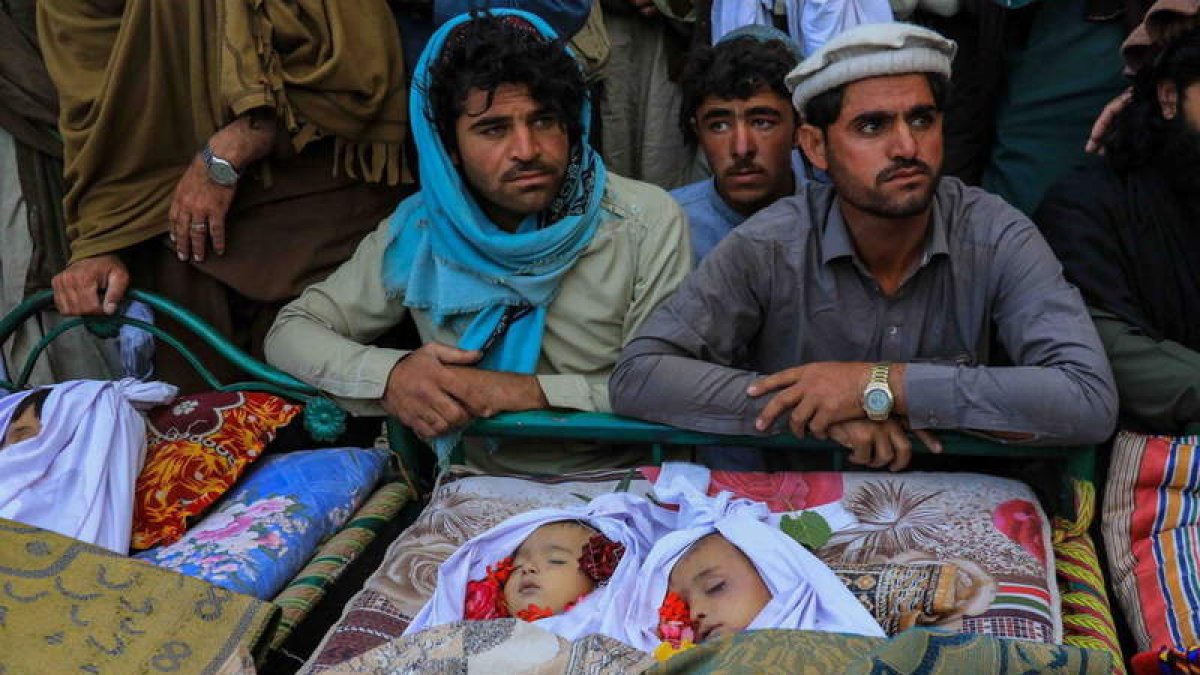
[303,466,1114,672]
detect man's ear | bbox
[796,123,829,172]
[1158,80,1179,121]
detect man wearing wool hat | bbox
[612,23,1118,471]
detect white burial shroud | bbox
[620,466,886,652]
[405,491,669,643]
[0,378,177,553]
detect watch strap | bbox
[863,362,894,421]
[202,145,240,185]
[869,362,891,386]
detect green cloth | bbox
[1091,307,1200,432]
[0,518,278,674]
[982,0,1127,215]
[646,628,1115,674]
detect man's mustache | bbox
[502,162,557,181]
[724,160,765,177]
[877,158,931,184]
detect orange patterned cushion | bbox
[131,391,301,550]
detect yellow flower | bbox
[653,640,696,661]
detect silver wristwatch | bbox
[201,145,240,187]
[861,362,895,422]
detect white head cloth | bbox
[622,469,885,652]
[405,492,669,642]
[711,0,894,58]
[0,379,177,553]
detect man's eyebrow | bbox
[849,110,895,125]
[699,108,735,121]
[745,106,784,118]
[468,114,511,130]
[905,104,940,117]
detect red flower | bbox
[993,499,1047,565]
[579,535,625,583]
[463,557,516,620]
[515,604,555,621]
[657,591,698,646]
[464,578,508,620]
[708,471,844,511]
[659,591,691,623]
[659,620,696,646]
[643,467,844,512]
[488,557,515,585]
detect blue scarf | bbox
[382,10,607,462]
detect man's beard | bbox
[1158,116,1200,212]
[827,153,941,219]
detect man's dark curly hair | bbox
[424,14,587,153]
[678,37,799,146]
[1103,26,1200,173]
[802,73,950,131]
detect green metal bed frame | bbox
[391,400,1098,517]
[1,286,1099,510]
[0,289,349,441]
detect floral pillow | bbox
[136,447,390,600]
[131,391,302,549]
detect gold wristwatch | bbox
[861,362,894,421]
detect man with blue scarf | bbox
[265,10,692,474]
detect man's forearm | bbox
[265,300,408,405]
[903,362,1117,445]
[208,111,277,169]
[611,337,770,436]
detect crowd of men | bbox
[10,0,1200,474]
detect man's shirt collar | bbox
[820,189,951,270]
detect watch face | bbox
[865,388,891,413]
[209,159,238,186]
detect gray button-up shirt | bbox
[611,177,1117,445]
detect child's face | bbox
[504,522,597,614]
[2,405,41,448]
[668,533,772,642]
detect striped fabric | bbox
[267,482,413,651]
[1104,432,1200,652]
[1053,479,1125,675]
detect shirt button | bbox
[928,415,940,426]
[887,326,899,337]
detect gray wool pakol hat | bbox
[785,22,956,117]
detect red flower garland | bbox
[514,604,555,621]
[463,557,515,620]
[578,534,625,584]
[657,591,697,646]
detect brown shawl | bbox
[37,0,409,263]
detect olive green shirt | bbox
[1091,307,1200,434]
[264,173,692,473]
